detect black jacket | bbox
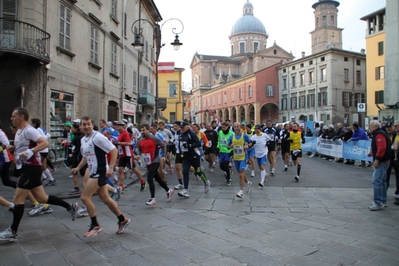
[179,129,201,156]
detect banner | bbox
[302,137,372,162]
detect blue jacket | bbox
[351,127,368,141]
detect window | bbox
[266,85,274,97]
[111,0,117,19]
[378,41,384,55]
[281,97,287,110]
[90,26,99,64]
[354,93,365,105]
[356,59,361,66]
[212,96,215,106]
[239,88,242,100]
[283,78,287,89]
[316,17,319,27]
[145,41,148,60]
[299,95,306,108]
[224,92,227,103]
[218,95,221,105]
[168,84,177,98]
[331,15,334,25]
[139,75,148,91]
[344,57,348,62]
[375,90,384,104]
[232,91,235,102]
[318,91,327,106]
[133,71,137,92]
[376,66,385,80]
[239,42,245,53]
[122,63,126,88]
[253,42,259,53]
[59,4,71,50]
[300,63,304,68]
[170,112,176,123]
[321,68,326,81]
[111,42,117,74]
[300,73,304,86]
[321,57,325,62]
[342,92,352,107]
[344,69,349,82]
[309,115,314,121]
[248,85,253,98]
[207,98,210,107]
[292,66,296,70]
[292,76,296,88]
[291,95,297,109]
[309,71,314,84]
[322,15,327,25]
[356,70,361,83]
[283,69,286,73]
[123,13,127,37]
[309,60,313,65]
[307,93,315,107]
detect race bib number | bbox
[292,149,301,156]
[221,138,227,146]
[234,146,243,156]
[208,140,212,147]
[143,153,152,165]
[118,145,124,155]
[267,134,274,140]
[180,141,189,152]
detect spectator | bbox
[342,126,354,165]
[350,122,369,167]
[305,127,313,137]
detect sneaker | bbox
[395,194,399,201]
[369,202,384,211]
[382,203,388,208]
[84,224,103,237]
[116,218,131,234]
[258,182,264,188]
[48,180,57,186]
[120,185,125,194]
[146,198,157,206]
[178,190,190,198]
[204,180,211,193]
[294,175,299,182]
[166,189,174,202]
[0,228,17,242]
[245,164,250,171]
[366,162,373,167]
[309,154,315,158]
[212,162,216,168]
[236,191,244,199]
[69,202,79,221]
[289,161,293,166]
[174,183,184,190]
[69,188,81,195]
[229,169,233,176]
[112,186,122,201]
[284,166,288,171]
[28,204,44,216]
[39,205,53,214]
[226,179,232,186]
[8,203,14,212]
[68,175,73,178]
[251,170,255,177]
[169,165,174,174]
[42,178,50,186]
[271,170,275,176]
[209,167,214,173]
[77,207,89,218]
[140,182,147,192]
[245,181,252,193]
[358,163,365,168]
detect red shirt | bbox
[117,130,132,158]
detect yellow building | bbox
[158,65,185,123]
[361,8,386,119]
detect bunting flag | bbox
[158,62,174,73]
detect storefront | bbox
[123,100,136,124]
[49,90,74,161]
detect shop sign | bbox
[123,100,135,115]
[50,91,74,102]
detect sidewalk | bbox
[42,162,147,199]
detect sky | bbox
[154,0,386,90]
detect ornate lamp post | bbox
[131,18,184,121]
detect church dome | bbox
[230,1,267,37]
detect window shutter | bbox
[318,92,321,106]
[349,92,352,106]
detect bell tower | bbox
[310,0,343,54]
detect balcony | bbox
[0,18,50,63]
[138,90,155,106]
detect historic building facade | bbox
[0,0,160,137]
[278,0,367,126]
[189,1,294,124]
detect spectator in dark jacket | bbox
[332,123,345,140]
[350,122,369,167]
[342,126,354,164]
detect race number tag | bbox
[221,138,227,146]
[234,146,243,156]
[208,140,212,147]
[143,153,152,165]
[118,145,124,155]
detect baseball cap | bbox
[181,121,190,127]
[115,121,125,126]
[65,122,72,127]
[266,119,272,123]
[241,121,247,125]
[72,119,81,124]
[254,124,262,129]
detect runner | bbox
[289,122,306,182]
[218,122,234,185]
[280,123,291,171]
[136,124,174,206]
[228,122,252,199]
[250,124,272,188]
[172,121,184,190]
[263,120,279,176]
[245,124,256,177]
[204,123,218,173]
[71,116,131,237]
[0,107,78,242]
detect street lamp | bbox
[131,18,184,122]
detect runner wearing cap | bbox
[251,124,272,188]
[263,120,279,176]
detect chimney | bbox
[302,51,305,58]
[360,49,365,54]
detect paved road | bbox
[0,156,398,266]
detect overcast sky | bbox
[154,0,385,90]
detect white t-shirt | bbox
[251,133,272,158]
[37,127,49,153]
[14,126,42,166]
[80,131,115,175]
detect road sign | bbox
[357,103,366,112]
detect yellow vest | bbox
[290,131,302,151]
[232,133,246,161]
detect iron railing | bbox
[0,18,50,62]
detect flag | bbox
[158,62,174,73]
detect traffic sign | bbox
[357,103,366,112]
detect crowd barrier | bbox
[302,137,373,162]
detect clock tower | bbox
[310,0,343,54]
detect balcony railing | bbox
[0,18,50,63]
[138,90,155,106]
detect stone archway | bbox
[247,104,255,122]
[238,106,245,122]
[231,107,237,122]
[224,108,230,122]
[260,103,279,123]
